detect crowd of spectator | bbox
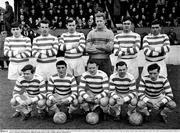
[18,0,106,30]
[126,0,180,27]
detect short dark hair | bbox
[122,16,133,23]
[95,12,105,20]
[147,63,160,72]
[116,61,127,69]
[151,19,161,27]
[21,64,35,74]
[66,17,75,24]
[5,1,9,4]
[11,21,21,28]
[56,60,67,67]
[39,20,50,26]
[87,59,98,66]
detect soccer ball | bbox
[86,112,99,125]
[128,112,143,126]
[53,112,67,124]
[100,97,109,107]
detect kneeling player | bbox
[109,61,137,121]
[137,63,176,123]
[46,60,78,122]
[78,59,109,123]
[10,64,46,121]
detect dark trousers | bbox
[90,58,113,77]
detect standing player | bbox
[46,60,78,121]
[114,17,141,79]
[32,20,59,81]
[86,12,114,77]
[142,20,170,78]
[4,22,31,81]
[137,63,176,123]
[109,61,137,120]
[10,64,46,121]
[59,18,86,84]
[78,59,109,121]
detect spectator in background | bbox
[4,1,14,36]
[0,31,9,70]
[19,8,28,23]
[167,28,178,45]
[28,17,36,29]
[87,15,94,29]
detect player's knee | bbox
[72,99,79,107]
[109,97,116,106]
[100,97,109,107]
[131,97,138,106]
[37,99,46,108]
[46,99,53,107]
[137,101,146,109]
[78,96,84,104]
[166,100,176,110]
[10,98,18,106]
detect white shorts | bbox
[65,57,85,77]
[35,62,57,81]
[115,58,139,79]
[141,60,167,78]
[8,61,29,80]
[145,94,164,105]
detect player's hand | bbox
[18,100,27,106]
[72,43,79,48]
[60,99,70,105]
[15,54,22,59]
[94,97,100,104]
[18,50,25,54]
[117,98,124,105]
[148,46,155,51]
[50,96,56,103]
[86,96,94,103]
[153,101,163,110]
[40,50,46,54]
[41,54,47,59]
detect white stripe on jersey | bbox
[114,31,141,59]
[79,70,109,99]
[4,36,31,63]
[59,32,85,59]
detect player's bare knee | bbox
[72,99,79,107]
[10,98,17,106]
[78,96,84,104]
[100,97,109,107]
[137,101,146,109]
[166,100,176,110]
[109,97,116,106]
[37,99,46,108]
[131,97,138,106]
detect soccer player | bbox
[142,20,170,78]
[32,20,59,81]
[10,64,46,121]
[86,12,114,77]
[78,59,109,121]
[114,16,141,79]
[46,60,78,120]
[59,18,86,84]
[137,63,176,123]
[109,61,137,121]
[4,22,31,81]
